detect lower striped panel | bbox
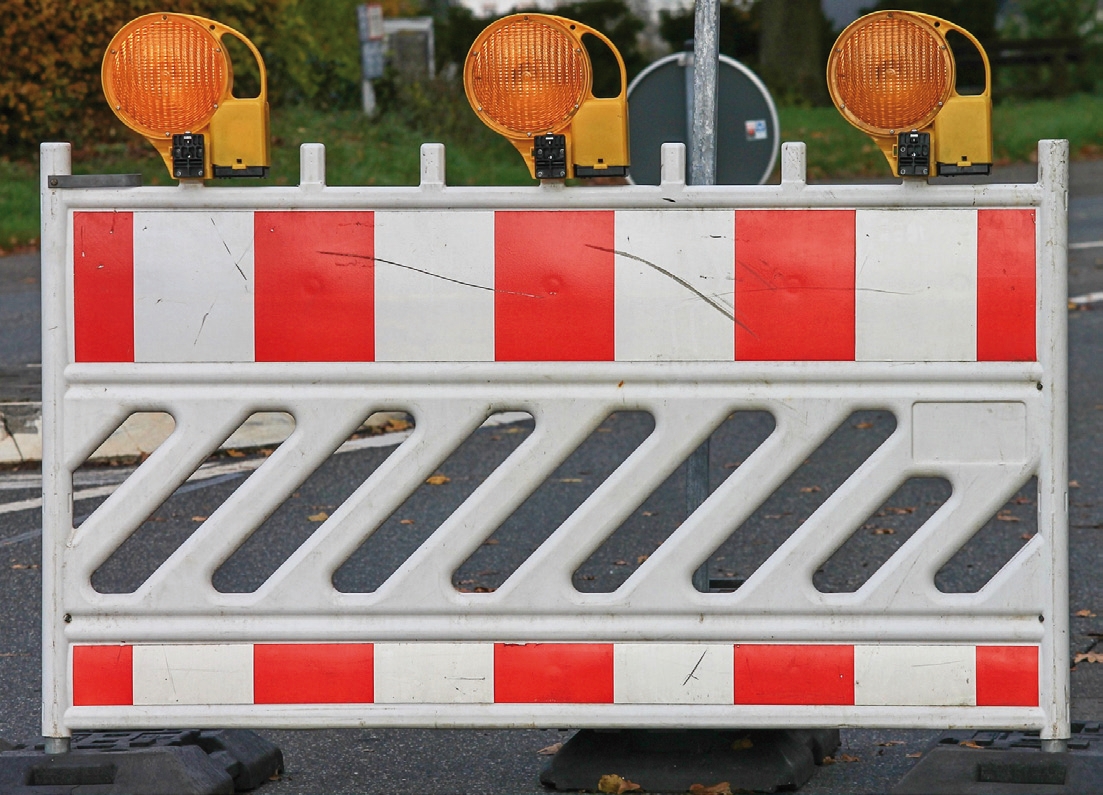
[72,643,1038,708]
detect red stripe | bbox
[73,212,134,362]
[494,643,614,703]
[254,644,374,704]
[254,211,374,361]
[73,645,133,706]
[494,211,615,361]
[735,210,855,361]
[977,209,1036,361]
[734,644,854,705]
[976,645,1038,707]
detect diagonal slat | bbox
[371,401,616,610]
[618,400,853,608]
[69,402,249,576]
[139,400,374,607]
[490,400,736,610]
[258,399,497,606]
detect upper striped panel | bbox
[72,208,1037,363]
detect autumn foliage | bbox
[0,0,352,156]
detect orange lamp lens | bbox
[466,16,589,136]
[104,14,228,137]
[829,13,952,134]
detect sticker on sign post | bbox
[745,120,768,141]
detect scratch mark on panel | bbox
[316,250,542,298]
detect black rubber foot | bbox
[892,724,1103,794]
[540,728,840,793]
[0,729,282,794]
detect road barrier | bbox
[40,139,1069,748]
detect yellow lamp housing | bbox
[102,13,270,180]
[463,14,629,180]
[827,10,992,178]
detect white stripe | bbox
[1069,241,1103,250]
[614,210,734,361]
[134,212,255,362]
[613,643,734,704]
[854,645,975,706]
[374,643,493,703]
[132,644,253,705]
[374,211,495,361]
[855,210,977,361]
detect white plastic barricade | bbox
[39,139,1069,745]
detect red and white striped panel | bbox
[72,208,1036,364]
[71,642,1038,708]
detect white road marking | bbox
[1070,292,1103,306]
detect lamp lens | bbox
[466,16,588,136]
[106,15,227,136]
[831,14,951,133]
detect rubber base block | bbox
[892,724,1103,794]
[0,729,282,794]
[540,728,840,793]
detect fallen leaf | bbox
[1075,651,1103,664]
[1021,533,1035,540]
[386,419,411,431]
[559,478,583,483]
[838,753,860,763]
[996,511,1020,522]
[873,527,895,535]
[483,538,499,545]
[822,756,836,766]
[308,512,328,522]
[765,514,783,519]
[225,449,246,458]
[637,555,649,564]
[959,741,984,749]
[191,516,207,522]
[1011,496,1033,505]
[885,506,917,515]
[580,574,596,581]
[11,564,38,570]
[642,511,657,517]
[597,774,641,793]
[731,737,753,751]
[259,448,275,457]
[614,559,628,566]
[1071,480,1081,488]
[876,740,905,747]
[537,742,563,756]
[1076,609,1096,618]
[505,427,524,434]
[425,474,450,485]
[722,461,741,469]
[800,485,822,493]
[399,519,414,525]
[906,752,923,759]
[689,783,732,795]
[854,421,874,429]
[597,428,613,433]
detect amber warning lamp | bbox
[464,14,630,181]
[827,10,992,178]
[102,13,270,180]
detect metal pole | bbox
[689,0,719,592]
[691,0,720,186]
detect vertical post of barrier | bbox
[39,143,72,754]
[1038,139,1071,751]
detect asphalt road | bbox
[3,161,1103,793]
